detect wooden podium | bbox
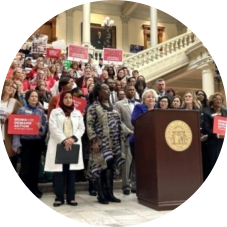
[134,109,203,210]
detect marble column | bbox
[66,9,74,45]
[150,7,158,47]
[82,3,91,46]
[201,64,215,98]
[121,15,130,52]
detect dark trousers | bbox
[129,142,136,190]
[204,139,223,189]
[107,158,114,170]
[19,139,43,194]
[97,158,114,193]
[129,142,135,160]
[206,139,223,178]
[54,164,76,203]
[9,155,18,172]
[201,141,209,181]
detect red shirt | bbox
[46,77,55,89]
[22,79,30,92]
[6,68,14,79]
[28,68,38,79]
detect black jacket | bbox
[178,106,205,135]
[202,107,227,139]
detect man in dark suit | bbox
[94,31,104,49]
[156,78,173,102]
[114,84,140,195]
[106,78,118,105]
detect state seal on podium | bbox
[165,120,192,152]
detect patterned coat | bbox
[86,101,125,178]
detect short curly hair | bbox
[25,90,40,106]
[208,92,225,107]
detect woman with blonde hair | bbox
[181,91,209,181]
[11,68,23,81]
[129,89,158,193]
[20,69,30,92]
[1,79,22,169]
[181,91,202,110]
[130,89,158,159]
[43,67,55,90]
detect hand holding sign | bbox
[37,122,42,130]
[12,146,18,153]
[217,134,225,139]
[8,114,40,135]
[213,116,227,135]
[73,97,87,115]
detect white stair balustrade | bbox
[122,31,196,82]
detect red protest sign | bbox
[8,114,40,135]
[213,116,227,135]
[46,48,61,58]
[73,97,87,115]
[103,48,123,64]
[68,45,88,62]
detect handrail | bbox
[124,31,195,62]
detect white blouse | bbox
[63,116,73,138]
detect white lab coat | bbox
[44,107,85,172]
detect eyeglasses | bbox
[213,99,223,102]
[197,93,204,96]
[5,85,16,89]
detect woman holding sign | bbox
[202,92,227,179]
[1,79,22,170]
[44,91,85,207]
[12,90,47,198]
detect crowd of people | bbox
[1,50,226,207]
